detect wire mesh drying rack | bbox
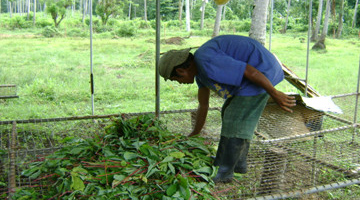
[0,86,359,199]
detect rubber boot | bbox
[212,137,247,183]
[213,136,228,167]
[234,139,250,174]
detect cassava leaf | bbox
[113,174,126,181]
[123,151,139,161]
[15,114,217,199]
[69,146,88,155]
[29,169,42,179]
[169,151,185,159]
[161,156,174,163]
[194,166,212,174]
[70,173,85,191]
[168,163,175,174]
[166,184,178,196]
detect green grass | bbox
[270,33,360,95]
[0,29,359,121]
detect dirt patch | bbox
[163,36,185,45]
[0,34,38,38]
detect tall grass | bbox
[0,28,359,120]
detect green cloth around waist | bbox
[221,93,269,140]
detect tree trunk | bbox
[249,0,270,45]
[190,0,193,19]
[43,2,46,17]
[282,0,291,34]
[185,0,190,32]
[128,2,131,20]
[178,0,183,23]
[16,0,18,15]
[200,0,206,30]
[33,0,36,25]
[17,0,20,15]
[27,0,30,20]
[312,0,331,50]
[82,0,87,23]
[331,0,336,37]
[144,0,147,22]
[312,0,323,41]
[222,4,226,20]
[212,4,223,37]
[352,0,359,28]
[8,0,12,18]
[71,0,74,16]
[322,0,331,38]
[336,0,344,38]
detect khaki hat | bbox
[159,48,191,80]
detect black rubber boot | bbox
[213,136,228,167]
[234,139,250,174]
[212,137,247,183]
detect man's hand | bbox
[270,90,296,113]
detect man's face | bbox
[169,74,194,84]
[169,66,195,84]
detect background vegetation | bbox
[0,8,359,120]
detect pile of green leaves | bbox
[12,114,217,199]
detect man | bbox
[158,35,296,183]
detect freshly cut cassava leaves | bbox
[14,114,217,199]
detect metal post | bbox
[305,0,313,97]
[352,55,360,143]
[90,0,94,115]
[306,0,317,187]
[155,0,161,118]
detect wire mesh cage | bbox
[1,94,359,199]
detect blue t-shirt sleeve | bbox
[195,48,247,87]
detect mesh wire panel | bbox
[161,108,222,140]
[1,95,359,199]
[0,118,107,194]
[332,95,358,123]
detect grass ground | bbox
[1,31,359,120]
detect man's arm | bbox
[188,87,210,137]
[244,64,296,112]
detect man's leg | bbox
[213,93,269,183]
[213,136,227,167]
[234,139,250,174]
[212,137,249,183]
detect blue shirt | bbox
[194,35,284,98]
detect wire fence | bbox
[0,93,359,199]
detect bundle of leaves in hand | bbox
[14,114,217,199]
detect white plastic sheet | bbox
[301,96,343,114]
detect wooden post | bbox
[8,121,17,196]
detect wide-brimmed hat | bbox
[159,48,191,80]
